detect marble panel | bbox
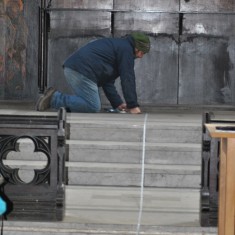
[105,12,179,106]
[49,11,111,38]
[181,0,235,12]
[114,0,179,12]
[48,37,110,93]
[183,13,235,36]
[51,0,113,10]
[113,12,179,35]
[179,14,235,104]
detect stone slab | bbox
[68,122,201,143]
[49,11,111,38]
[181,0,235,12]
[2,139,201,165]
[51,0,113,9]
[67,162,200,188]
[68,140,201,165]
[114,0,179,12]
[1,186,217,235]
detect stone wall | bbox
[1,0,235,107]
[48,0,235,107]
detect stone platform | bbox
[0,102,233,234]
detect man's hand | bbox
[117,103,127,111]
[117,104,141,114]
[129,107,141,114]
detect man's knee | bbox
[89,103,101,113]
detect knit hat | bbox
[131,32,150,53]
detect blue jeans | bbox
[50,67,101,112]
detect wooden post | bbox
[206,124,235,235]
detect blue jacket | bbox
[63,36,139,109]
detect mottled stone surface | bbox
[51,0,113,9]
[181,0,235,12]
[179,14,235,104]
[0,0,38,100]
[49,11,112,38]
[114,0,179,11]
[113,12,179,35]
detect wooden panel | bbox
[51,0,113,10]
[114,0,179,12]
[181,0,235,12]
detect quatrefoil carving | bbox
[0,135,51,185]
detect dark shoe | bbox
[36,87,56,111]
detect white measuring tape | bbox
[136,113,148,235]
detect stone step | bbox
[2,222,217,235]
[4,160,201,188]
[2,186,217,235]
[4,136,201,188]
[68,121,201,143]
[67,162,201,188]
[68,140,201,165]
[65,186,200,225]
[66,113,202,143]
[10,139,201,165]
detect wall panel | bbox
[48,11,112,94]
[113,12,179,35]
[51,0,113,10]
[181,0,235,12]
[114,0,179,12]
[108,12,179,106]
[179,14,235,104]
[50,11,111,38]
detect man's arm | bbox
[102,81,124,109]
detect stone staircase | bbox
[0,108,219,235]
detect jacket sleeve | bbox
[118,50,139,109]
[102,80,124,108]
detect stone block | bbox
[181,0,235,13]
[114,0,179,12]
[51,0,113,9]
[49,11,111,38]
[179,14,235,105]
